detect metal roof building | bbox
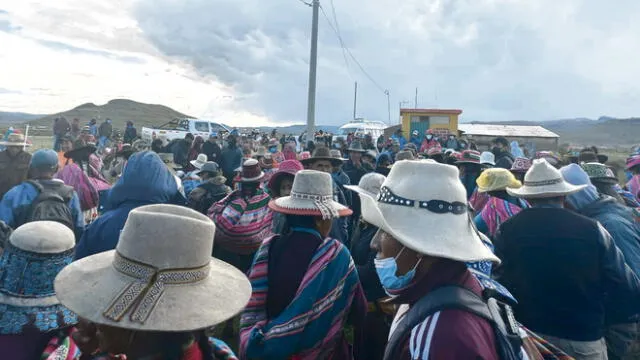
[458,124,559,138]
[458,123,560,152]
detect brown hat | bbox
[300,147,344,167]
[239,159,265,182]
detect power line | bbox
[319,4,387,94]
[296,0,312,7]
[328,0,352,78]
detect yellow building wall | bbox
[401,112,459,135]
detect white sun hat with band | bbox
[349,159,499,263]
[507,158,587,199]
[269,170,352,219]
[54,204,251,331]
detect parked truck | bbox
[141,118,230,144]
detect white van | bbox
[333,119,387,142]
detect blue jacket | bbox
[0,179,84,237]
[220,145,243,175]
[75,151,180,259]
[577,196,640,275]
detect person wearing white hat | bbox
[239,170,366,360]
[349,159,503,359]
[0,133,32,199]
[56,204,250,359]
[495,159,640,359]
[345,173,392,360]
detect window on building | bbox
[430,116,450,126]
[410,115,431,123]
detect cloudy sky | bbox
[1,0,640,126]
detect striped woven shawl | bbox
[239,236,360,360]
[209,189,273,255]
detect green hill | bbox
[26,99,193,133]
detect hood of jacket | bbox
[580,195,633,221]
[108,151,178,207]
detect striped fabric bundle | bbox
[239,236,360,360]
[209,189,274,255]
[480,196,528,238]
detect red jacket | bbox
[389,259,499,360]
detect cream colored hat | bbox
[350,160,499,263]
[269,170,352,219]
[507,158,587,199]
[190,153,208,169]
[345,172,386,198]
[0,133,30,147]
[54,204,251,331]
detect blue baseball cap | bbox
[30,149,58,169]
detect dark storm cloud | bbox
[131,0,640,124]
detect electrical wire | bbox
[319,4,387,94]
[297,0,312,7]
[328,0,353,79]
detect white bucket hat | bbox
[190,153,208,169]
[54,204,251,332]
[350,159,499,263]
[345,172,386,198]
[480,151,495,166]
[269,170,352,219]
[507,158,587,199]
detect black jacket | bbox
[494,151,514,169]
[202,141,222,163]
[494,206,640,341]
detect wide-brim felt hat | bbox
[269,170,352,219]
[300,147,344,167]
[54,204,251,332]
[239,158,265,182]
[507,159,587,198]
[158,153,181,170]
[267,160,304,191]
[581,162,618,185]
[0,133,31,147]
[0,221,78,335]
[510,157,532,173]
[626,155,640,170]
[455,150,481,165]
[350,160,500,264]
[190,154,208,170]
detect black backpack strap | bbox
[384,285,493,360]
[25,179,44,193]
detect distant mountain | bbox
[467,117,640,147]
[25,99,194,131]
[0,111,44,125]
[238,125,340,135]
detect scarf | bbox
[239,236,360,360]
[209,189,273,255]
[627,175,640,202]
[480,196,528,238]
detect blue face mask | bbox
[268,146,277,153]
[374,247,422,296]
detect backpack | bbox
[383,285,523,360]
[24,180,75,230]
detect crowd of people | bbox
[0,122,639,360]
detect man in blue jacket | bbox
[0,149,84,239]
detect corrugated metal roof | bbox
[458,124,559,138]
